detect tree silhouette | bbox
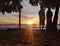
[29,0,60,30]
[0,0,23,29]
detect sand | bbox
[0,28,60,46]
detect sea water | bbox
[0,24,60,30]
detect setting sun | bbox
[27,20,33,25]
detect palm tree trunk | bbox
[53,3,59,30]
[18,0,22,30]
[19,8,21,29]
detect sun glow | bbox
[27,20,33,25]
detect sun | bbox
[27,20,33,25]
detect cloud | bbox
[21,0,40,16]
[21,15,35,24]
[22,15,35,20]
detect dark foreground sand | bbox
[0,28,60,46]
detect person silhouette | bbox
[46,8,53,30]
[38,6,45,30]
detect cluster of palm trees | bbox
[0,0,60,30]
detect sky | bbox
[0,0,60,24]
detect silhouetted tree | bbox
[29,0,60,30]
[0,0,23,29]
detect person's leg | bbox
[40,25,41,30]
[40,25,42,30]
[42,21,44,30]
[41,25,42,30]
[42,25,44,30]
[41,25,43,30]
[39,24,41,30]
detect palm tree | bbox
[53,3,59,30]
[29,0,60,30]
[0,0,23,29]
[17,0,23,29]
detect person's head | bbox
[40,6,43,10]
[48,7,51,11]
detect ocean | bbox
[0,24,60,30]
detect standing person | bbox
[38,6,45,30]
[46,8,53,30]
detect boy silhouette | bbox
[38,6,45,30]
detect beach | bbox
[0,28,60,46]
